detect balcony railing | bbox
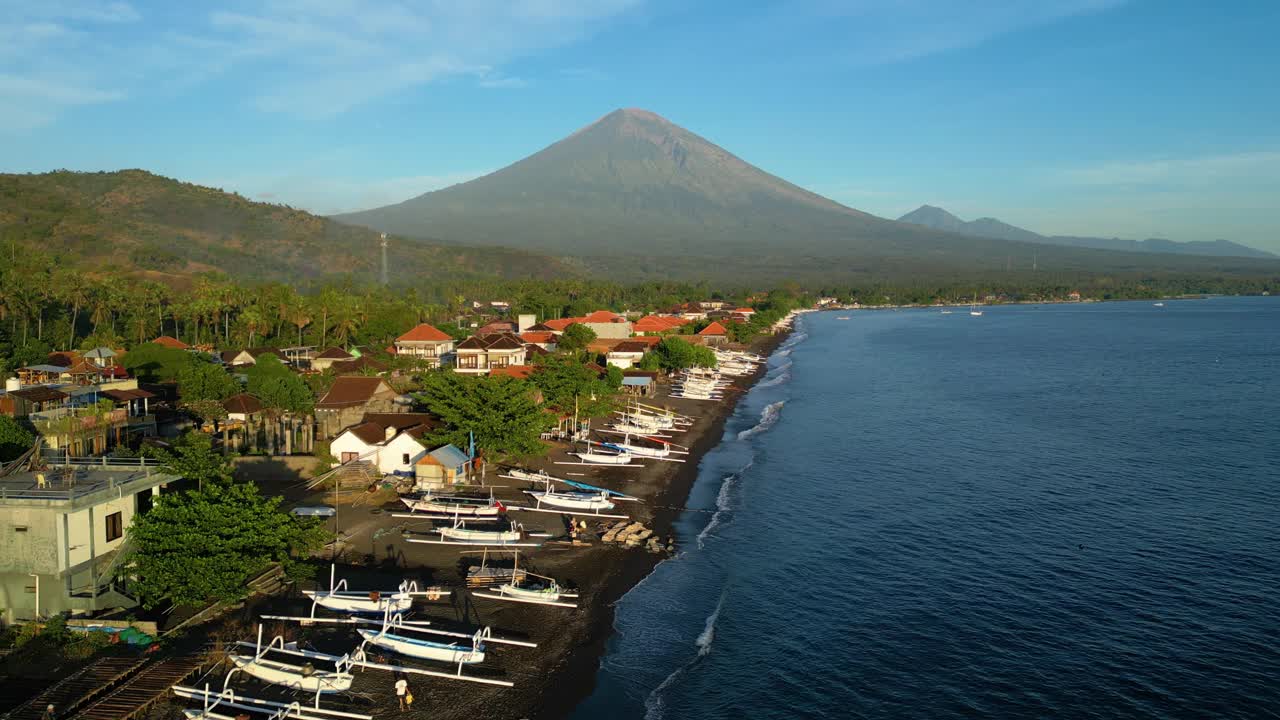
[29,407,128,431]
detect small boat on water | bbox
[1154,302,1165,307]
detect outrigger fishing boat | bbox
[398,490,506,518]
[355,610,535,668]
[301,565,448,616]
[172,684,372,720]
[226,628,356,694]
[558,440,642,467]
[500,468,640,501]
[406,518,547,548]
[596,436,687,462]
[516,477,628,519]
[473,553,578,608]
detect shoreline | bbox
[530,326,794,720]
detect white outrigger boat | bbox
[355,610,535,668]
[559,440,642,467]
[407,518,547,548]
[501,469,641,502]
[597,436,687,462]
[515,478,628,519]
[172,684,372,720]
[473,554,578,608]
[227,628,356,694]
[301,565,449,615]
[399,490,505,518]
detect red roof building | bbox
[490,365,536,380]
[397,323,452,342]
[698,321,728,336]
[152,335,190,350]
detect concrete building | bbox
[0,461,176,622]
[392,324,454,368]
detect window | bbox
[402,453,410,465]
[105,512,123,542]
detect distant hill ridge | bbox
[335,108,1279,279]
[0,169,575,285]
[898,205,1275,259]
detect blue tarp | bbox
[429,444,470,471]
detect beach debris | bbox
[600,520,669,553]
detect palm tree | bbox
[59,270,91,350]
[240,306,267,347]
[289,303,312,347]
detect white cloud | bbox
[188,0,641,116]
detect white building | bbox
[392,324,455,367]
[454,334,528,374]
[329,413,437,477]
[0,461,175,622]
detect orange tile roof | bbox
[520,331,556,344]
[543,318,581,331]
[699,321,728,336]
[490,365,535,379]
[152,335,190,350]
[733,307,755,313]
[583,310,625,323]
[397,323,451,342]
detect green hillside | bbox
[0,170,576,286]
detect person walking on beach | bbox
[395,677,409,711]
[41,704,56,720]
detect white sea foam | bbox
[737,400,785,440]
[643,589,730,720]
[696,590,728,657]
[697,460,752,548]
[757,367,792,389]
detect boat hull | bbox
[229,655,352,693]
[357,629,484,664]
[303,590,413,614]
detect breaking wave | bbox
[696,589,728,656]
[644,590,730,720]
[697,460,751,549]
[757,366,792,389]
[737,400,785,440]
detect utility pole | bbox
[380,233,389,286]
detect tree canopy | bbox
[156,432,233,491]
[651,336,717,371]
[245,354,314,414]
[557,323,597,352]
[529,353,619,418]
[121,342,193,382]
[0,416,35,462]
[125,474,327,608]
[414,373,554,457]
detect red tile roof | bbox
[490,365,535,379]
[222,393,263,415]
[396,323,451,343]
[519,331,556,344]
[543,318,578,331]
[583,310,625,323]
[733,307,755,313]
[699,321,729,336]
[611,340,652,354]
[152,335,190,350]
[315,347,355,360]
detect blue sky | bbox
[3,0,1278,250]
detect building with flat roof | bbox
[0,460,177,622]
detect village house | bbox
[391,324,454,367]
[729,307,757,322]
[518,331,558,351]
[621,370,658,396]
[310,347,355,372]
[222,393,264,423]
[328,355,389,376]
[415,444,472,489]
[218,347,277,368]
[698,321,730,346]
[606,339,657,369]
[632,315,689,336]
[150,335,190,350]
[329,413,437,477]
[544,310,634,339]
[315,376,402,438]
[454,334,529,374]
[0,461,176,622]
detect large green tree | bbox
[652,336,718,371]
[125,476,326,607]
[156,432,233,491]
[557,322,597,352]
[121,342,193,382]
[0,415,35,462]
[245,354,314,414]
[414,373,554,457]
[529,353,619,418]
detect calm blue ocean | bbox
[571,297,1280,720]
